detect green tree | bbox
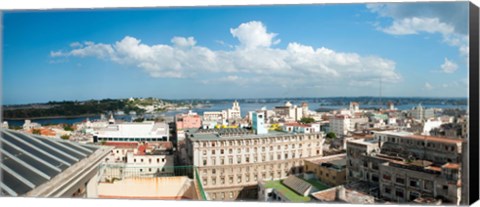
[326,132,337,139]
[32,129,41,135]
[63,124,74,131]
[300,117,315,124]
[60,134,70,140]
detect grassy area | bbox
[264,180,311,202]
[303,178,330,191]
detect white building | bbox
[273,101,307,121]
[411,104,435,120]
[22,119,41,130]
[422,119,443,135]
[203,101,241,125]
[93,121,169,143]
[1,121,9,129]
[349,102,360,113]
[329,115,368,137]
[185,130,324,200]
[226,100,241,120]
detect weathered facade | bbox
[185,129,325,200]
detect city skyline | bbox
[3,2,469,105]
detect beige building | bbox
[304,154,347,186]
[346,131,464,204]
[185,128,325,201]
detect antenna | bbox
[379,76,382,110]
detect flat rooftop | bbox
[95,121,168,138]
[188,130,320,141]
[98,176,193,199]
[264,176,330,202]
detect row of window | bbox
[200,135,321,147]
[131,157,166,163]
[97,137,166,142]
[201,150,320,166]
[382,173,434,191]
[202,169,298,186]
[201,143,320,155]
[383,136,456,152]
[201,163,301,175]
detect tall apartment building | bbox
[329,115,368,137]
[273,101,308,121]
[411,104,435,120]
[185,129,325,201]
[346,131,463,204]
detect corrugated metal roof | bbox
[0,129,100,196]
[282,175,312,196]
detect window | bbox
[212,177,216,185]
[383,174,391,181]
[157,158,160,163]
[237,148,241,153]
[229,192,234,199]
[396,177,405,185]
[203,150,207,155]
[221,177,225,184]
[372,174,379,182]
[229,149,233,154]
[229,176,233,184]
[203,159,207,166]
[237,156,241,164]
[229,157,233,164]
[409,179,420,188]
[221,158,225,165]
[246,157,250,163]
[162,158,165,162]
[221,149,224,154]
[134,159,137,163]
[384,187,392,194]
[212,150,216,155]
[237,175,242,183]
[395,189,404,198]
[149,168,152,172]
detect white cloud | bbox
[424,82,434,90]
[381,17,454,35]
[367,3,468,58]
[51,21,401,88]
[230,21,279,49]
[440,58,458,73]
[171,36,196,47]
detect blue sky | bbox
[2,2,469,105]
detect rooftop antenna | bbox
[379,76,382,110]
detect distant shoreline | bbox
[3,114,99,121]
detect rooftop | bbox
[306,154,347,170]
[263,176,330,202]
[264,180,311,202]
[0,129,109,196]
[94,121,168,138]
[187,129,301,141]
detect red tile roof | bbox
[442,163,460,169]
[104,142,139,148]
[408,135,464,144]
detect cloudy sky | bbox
[2,2,469,104]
